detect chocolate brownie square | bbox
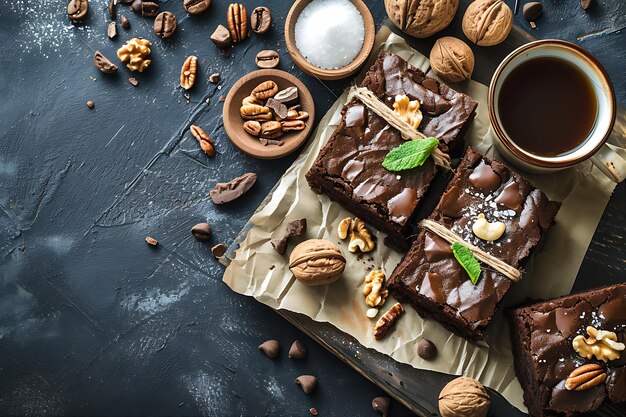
[509,283,626,417]
[306,51,478,251]
[388,147,561,341]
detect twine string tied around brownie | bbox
[420,219,522,282]
[346,86,452,171]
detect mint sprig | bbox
[382,137,439,172]
[451,242,482,285]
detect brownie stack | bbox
[306,51,478,251]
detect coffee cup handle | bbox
[590,143,626,183]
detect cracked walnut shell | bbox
[429,37,475,82]
[385,0,459,38]
[117,38,152,72]
[573,326,625,362]
[439,377,490,417]
[289,239,346,286]
[363,270,389,308]
[462,0,512,46]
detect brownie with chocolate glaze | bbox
[305,51,478,251]
[509,283,626,417]
[388,147,561,341]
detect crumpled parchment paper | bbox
[223,27,626,412]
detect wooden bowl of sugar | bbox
[285,0,376,80]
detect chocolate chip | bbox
[273,86,298,106]
[258,340,280,358]
[191,223,211,240]
[211,243,227,259]
[523,2,543,22]
[107,21,117,38]
[145,236,158,246]
[129,77,138,86]
[268,264,275,270]
[250,6,272,34]
[372,396,390,417]
[417,339,437,360]
[270,218,307,255]
[67,0,89,22]
[141,0,159,17]
[183,0,211,15]
[288,340,307,359]
[256,49,280,69]
[295,375,317,394]
[210,24,232,48]
[154,11,177,38]
[107,0,116,19]
[121,14,130,29]
[86,100,94,109]
[265,97,288,119]
[209,73,220,84]
[94,51,118,73]
[210,173,257,204]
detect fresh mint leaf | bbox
[382,137,439,172]
[451,242,482,285]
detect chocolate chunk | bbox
[210,24,232,48]
[523,2,543,21]
[309,408,318,416]
[191,223,211,240]
[210,173,257,204]
[288,340,307,359]
[423,233,452,263]
[549,380,606,412]
[270,218,307,255]
[469,161,501,193]
[258,339,280,358]
[211,243,227,259]
[495,181,523,211]
[371,396,390,417]
[131,0,142,14]
[295,375,318,394]
[417,339,437,360]
[107,21,117,38]
[266,98,288,120]
[121,14,130,29]
[273,86,298,105]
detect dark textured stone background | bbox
[0,0,624,416]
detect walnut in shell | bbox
[462,0,512,46]
[289,239,346,286]
[429,37,475,82]
[439,377,490,417]
[385,0,459,39]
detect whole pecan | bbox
[565,363,607,391]
[190,125,215,156]
[227,3,248,43]
[260,121,283,139]
[374,303,404,340]
[180,55,198,90]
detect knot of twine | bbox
[420,219,522,282]
[346,86,452,171]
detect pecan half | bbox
[243,120,262,136]
[180,55,198,90]
[240,104,273,121]
[251,80,278,101]
[190,125,215,156]
[281,120,305,132]
[260,121,283,139]
[565,363,607,391]
[227,3,248,43]
[374,303,404,340]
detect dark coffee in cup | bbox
[497,56,597,157]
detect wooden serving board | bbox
[221,19,625,417]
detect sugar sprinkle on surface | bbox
[294,0,365,70]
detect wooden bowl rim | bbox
[284,0,376,81]
[222,69,316,160]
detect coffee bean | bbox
[142,1,159,17]
[145,236,158,246]
[372,396,390,417]
[523,2,543,22]
[93,50,118,73]
[288,340,307,359]
[211,243,227,258]
[121,15,130,29]
[183,0,211,15]
[258,340,280,358]
[210,25,232,48]
[107,0,115,19]
[266,98,288,120]
[417,339,437,360]
[131,0,142,14]
[107,21,117,38]
[255,49,279,69]
[191,223,211,240]
[295,375,318,394]
[154,11,176,38]
[67,0,89,22]
[86,100,94,109]
[250,6,271,34]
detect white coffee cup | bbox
[488,39,625,182]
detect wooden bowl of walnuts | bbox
[223,69,315,159]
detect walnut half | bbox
[572,326,625,362]
[117,38,152,72]
[337,217,375,253]
[363,270,388,307]
[393,95,422,131]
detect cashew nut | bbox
[472,213,506,241]
[338,217,375,253]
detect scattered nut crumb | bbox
[269,264,275,270]
[309,408,318,416]
[129,77,138,86]
[86,100,94,109]
[209,73,220,84]
[219,95,225,102]
[211,243,227,259]
[145,236,158,246]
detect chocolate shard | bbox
[266,97,288,119]
[210,173,257,204]
[270,218,307,255]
